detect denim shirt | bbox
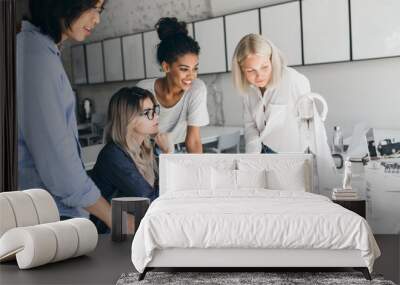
[90,142,159,203]
[17,21,100,218]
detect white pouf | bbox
[0,219,97,269]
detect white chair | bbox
[0,189,98,269]
[207,131,241,153]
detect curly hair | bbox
[155,17,200,64]
[28,0,106,43]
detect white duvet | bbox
[131,190,380,273]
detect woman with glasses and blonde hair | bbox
[90,87,171,233]
[232,34,311,154]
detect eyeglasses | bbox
[140,105,160,120]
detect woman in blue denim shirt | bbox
[17,0,114,226]
[90,87,172,233]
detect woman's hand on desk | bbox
[154,133,173,154]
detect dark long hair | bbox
[28,0,106,43]
[155,17,200,65]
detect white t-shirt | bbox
[136,78,209,144]
[242,67,311,153]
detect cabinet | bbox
[71,45,87,85]
[194,17,226,74]
[86,42,105,84]
[260,1,302,66]
[365,161,400,234]
[72,1,400,85]
[351,0,400,60]
[187,23,194,38]
[122,34,145,80]
[143,30,163,78]
[225,10,260,71]
[302,0,350,64]
[103,38,124,82]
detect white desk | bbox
[81,126,244,170]
[200,125,243,144]
[81,143,104,171]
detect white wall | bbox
[296,58,400,138]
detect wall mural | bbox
[60,0,399,235]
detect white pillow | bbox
[236,169,268,189]
[211,168,268,190]
[212,168,237,190]
[238,159,307,191]
[167,163,212,191]
[268,162,306,191]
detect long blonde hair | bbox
[105,87,156,186]
[232,34,286,93]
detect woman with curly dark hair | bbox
[17,0,116,229]
[137,17,209,153]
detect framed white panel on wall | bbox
[103,38,124,82]
[225,9,260,70]
[261,1,302,66]
[351,0,400,60]
[302,0,350,64]
[86,42,105,83]
[71,45,87,85]
[122,34,145,80]
[143,30,163,78]
[194,17,226,74]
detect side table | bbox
[333,199,366,218]
[111,197,150,242]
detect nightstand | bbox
[111,197,150,242]
[332,200,366,218]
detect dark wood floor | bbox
[0,234,398,284]
[374,234,400,284]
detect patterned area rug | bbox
[116,271,396,285]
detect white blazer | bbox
[242,67,311,153]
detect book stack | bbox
[332,188,358,200]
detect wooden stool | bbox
[111,197,150,242]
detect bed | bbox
[131,154,380,280]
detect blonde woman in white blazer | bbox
[231,34,314,154]
[232,34,337,193]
